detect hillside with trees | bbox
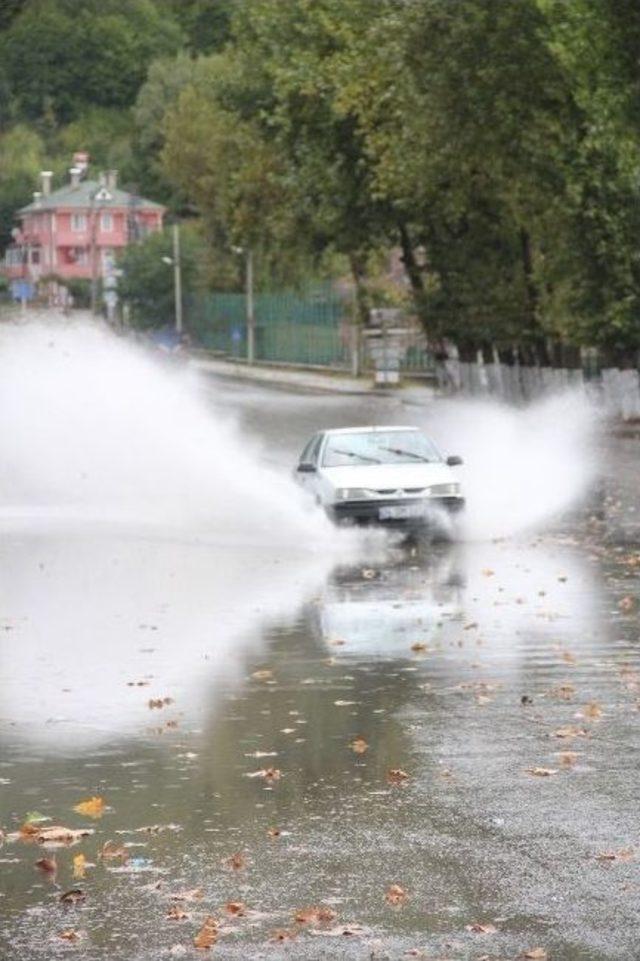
[1,0,639,360]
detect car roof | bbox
[322,426,421,436]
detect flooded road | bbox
[1,371,639,960]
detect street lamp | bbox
[232,245,255,364]
[162,223,183,335]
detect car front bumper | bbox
[327,496,465,526]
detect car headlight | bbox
[335,488,370,501]
[429,483,461,496]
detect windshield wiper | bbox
[330,448,382,464]
[379,446,432,462]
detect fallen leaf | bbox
[550,684,575,700]
[410,642,428,652]
[465,922,497,934]
[225,901,246,916]
[583,702,603,720]
[619,596,637,613]
[596,848,635,862]
[148,697,173,709]
[35,857,57,875]
[194,916,219,949]
[387,768,410,785]
[294,906,336,924]
[520,949,548,960]
[251,669,273,681]
[224,852,247,871]
[525,767,558,777]
[166,906,189,921]
[73,854,87,879]
[57,930,80,942]
[267,827,281,838]
[23,811,50,826]
[553,725,588,739]
[350,736,369,754]
[482,569,495,576]
[73,796,105,819]
[60,888,86,906]
[100,841,129,862]
[556,751,579,767]
[385,884,407,905]
[561,651,577,665]
[20,824,93,846]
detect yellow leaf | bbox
[194,916,218,949]
[73,853,86,879]
[73,796,105,819]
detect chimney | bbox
[106,169,118,191]
[40,171,53,196]
[98,171,107,188]
[33,191,42,208]
[73,151,89,176]
[69,167,81,188]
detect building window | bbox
[71,214,87,231]
[72,247,88,265]
[101,212,113,232]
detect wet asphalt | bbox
[0,375,639,961]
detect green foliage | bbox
[0,0,182,123]
[163,0,235,53]
[63,278,91,309]
[118,226,203,328]
[2,0,640,353]
[0,124,46,248]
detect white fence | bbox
[440,359,640,420]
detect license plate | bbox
[379,504,424,520]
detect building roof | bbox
[19,179,165,214]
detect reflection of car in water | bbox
[294,426,465,527]
[316,549,465,655]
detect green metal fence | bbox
[188,288,351,367]
[187,288,436,375]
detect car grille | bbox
[375,487,426,495]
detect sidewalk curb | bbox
[190,354,398,398]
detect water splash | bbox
[425,390,600,541]
[0,318,334,546]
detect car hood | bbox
[321,462,458,490]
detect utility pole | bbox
[173,223,183,335]
[246,248,254,364]
[90,200,98,315]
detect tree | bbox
[118,225,203,328]
[0,124,46,249]
[0,0,183,124]
[163,0,236,53]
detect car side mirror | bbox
[297,462,316,473]
[446,455,463,466]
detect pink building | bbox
[3,156,164,299]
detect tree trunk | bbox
[349,252,370,326]
[398,221,425,298]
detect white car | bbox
[295,426,464,525]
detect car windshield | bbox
[322,430,442,468]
